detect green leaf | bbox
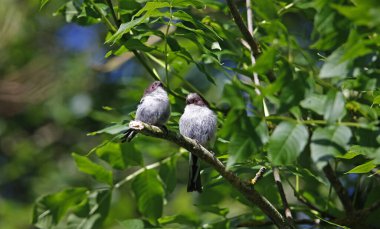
[333,4,380,28]
[346,160,377,174]
[324,90,345,123]
[90,190,112,228]
[60,189,111,229]
[133,1,170,18]
[33,188,87,226]
[87,122,128,136]
[40,0,50,10]
[220,85,246,110]
[227,134,254,167]
[373,95,380,105]
[319,47,349,79]
[123,39,155,52]
[336,151,362,160]
[96,142,125,169]
[172,0,205,8]
[106,16,147,44]
[336,145,375,159]
[252,47,276,75]
[167,36,181,52]
[106,1,170,43]
[253,0,278,20]
[310,126,352,165]
[340,30,372,61]
[300,94,327,115]
[96,142,143,169]
[64,1,79,23]
[286,166,327,185]
[158,214,198,226]
[196,205,229,217]
[119,219,144,229]
[121,143,144,166]
[72,153,113,185]
[159,156,177,194]
[173,10,221,41]
[268,122,309,165]
[223,111,268,167]
[132,170,164,225]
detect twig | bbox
[114,152,183,188]
[285,176,336,219]
[237,219,319,227]
[265,115,378,130]
[164,0,173,91]
[251,166,266,185]
[273,167,295,227]
[105,0,120,26]
[226,0,261,58]
[323,163,355,215]
[245,0,269,117]
[127,121,291,228]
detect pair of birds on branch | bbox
[123,81,217,193]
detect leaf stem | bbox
[164,0,173,91]
[114,152,183,189]
[105,0,120,26]
[93,1,117,32]
[265,116,377,130]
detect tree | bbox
[33,0,380,228]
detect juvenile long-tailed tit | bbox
[179,93,217,192]
[123,81,170,142]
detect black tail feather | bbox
[187,153,202,193]
[121,129,138,142]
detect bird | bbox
[179,93,217,192]
[122,81,170,142]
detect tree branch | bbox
[225,0,262,58]
[237,219,319,227]
[273,167,295,227]
[323,163,355,215]
[126,121,291,228]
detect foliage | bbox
[11,0,380,228]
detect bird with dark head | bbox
[179,93,217,192]
[122,81,170,142]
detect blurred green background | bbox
[0,1,227,228]
[2,0,380,228]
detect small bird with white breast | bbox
[179,93,217,192]
[122,81,170,142]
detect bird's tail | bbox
[121,129,138,142]
[187,153,202,193]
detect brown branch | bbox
[237,219,319,227]
[273,167,295,227]
[323,163,355,215]
[127,121,291,228]
[251,166,266,185]
[225,0,262,58]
